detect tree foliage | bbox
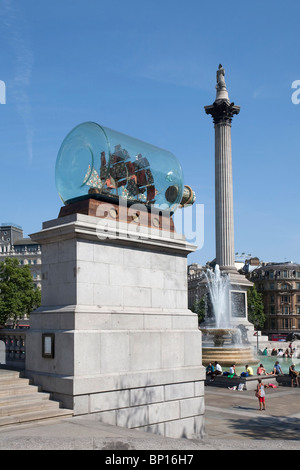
[0,258,41,327]
[247,284,265,329]
[191,297,206,325]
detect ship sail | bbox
[83,165,102,189]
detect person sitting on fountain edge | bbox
[273,361,283,375]
[240,364,253,377]
[214,361,223,376]
[206,362,215,381]
[257,364,267,375]
[257,363,273,376]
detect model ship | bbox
[83,146,156,205]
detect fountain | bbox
[200,265,256,366]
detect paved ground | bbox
[0,384,300,451]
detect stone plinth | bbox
[25,209,204,439]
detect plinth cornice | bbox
[204,100,240,125]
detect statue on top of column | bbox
[216,64,226,90]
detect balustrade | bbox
[0,329,27,369]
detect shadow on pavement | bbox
[226,415,300,440]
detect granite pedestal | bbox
[25,206,204,439]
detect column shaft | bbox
[215,121,235,270]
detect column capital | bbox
[204,100,240,125]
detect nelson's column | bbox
[204,65,253,334]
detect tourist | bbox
[271,348,277,356]
[206,362,214,381]
[292,348,298,358]
[229,364,236,376]
[257,364,273,376]
[256,379,266,411]
[240,364,253,377]
[214,361,222,376]
[257,364,267,375]
[273,361,283,375]
[262,347,268,356]
[284,348,291,358]
[289,364,299,387]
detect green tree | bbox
[191,297,206,325]
[0,258,41,327]
[247,284,265,329]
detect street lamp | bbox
[255,317,260,353]
[251,303,260,352]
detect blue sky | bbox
[1,0,300,266]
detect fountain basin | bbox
[200,328,238,347]
[202,346,256,367]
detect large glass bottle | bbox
[55,122,184,211]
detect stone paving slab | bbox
[203,387,300,447]
[0,386,300,450]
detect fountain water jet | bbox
[204,264,231,329]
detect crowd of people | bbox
[205,359,300,411]
[262,343,298,358]
[205,360,299,385]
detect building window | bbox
[270,283,274,290]
[269,271,274,279]
[282,306,289,314]
[270,294,275,303]
[297,272,300,279]
[282,295,290,303]
[297,307,300,314]
[270,306,275,314]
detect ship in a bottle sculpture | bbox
[55,122,195,214]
